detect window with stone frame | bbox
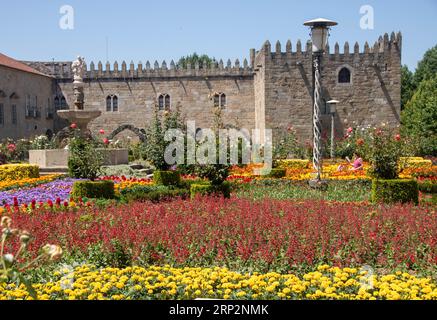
[213,92,226,108]
[158,94,171,110]
[338,67,351,84]
[0,104,4,125]
[106,95,118,112]
[11,104,17,125]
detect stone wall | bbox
[0,65,55,140]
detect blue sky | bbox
[1,0,436,70]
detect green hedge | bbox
[190,182,231,199]
[267,168,286,178]
[153,170,181,186]
[119,185,189,203]
[371,179,419,205]
[71,180,115,199]
[418,181,437,194]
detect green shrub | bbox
[71,180,115,199]
[418,181,437,194]
[120,185,188,203]
[267,168,286,178]
[190,182,231,199]
[153,170,181,186]
[68,135,104,180]
[371,179,419,205]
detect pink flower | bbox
[103,138,110,145]
[7,144,16,152]
[99,129,105,135]
[394,134,401,141]
[70,123,77,129]
[347,127,353,134]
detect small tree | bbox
[68,131,104,180]
[177,53,214,69]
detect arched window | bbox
[106,95,118,112]
[158,94,170,110]
[338,67,351,84]
[60,97,67,109]
[54,97,60,110]
[213,92,226,108]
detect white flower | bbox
[3,254,14,266]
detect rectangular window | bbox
[0,104,4,125]
[11,105,17,125]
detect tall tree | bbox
[413,45,437,85]
[401,65,415,110]
[178,53,214,69]
[401,74,437,156]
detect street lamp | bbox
[327,99,339,159]
[304,18,337,186]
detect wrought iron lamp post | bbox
[303,18,337,186]
[327,99,339,159]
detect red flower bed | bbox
[8,198,436,272]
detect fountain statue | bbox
[57,56,101,134]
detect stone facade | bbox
[2,31,402,144]
[0,65,56,140]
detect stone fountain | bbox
[28,56,128,171]
[56,56,101,133]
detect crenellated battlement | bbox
[255,32,402,64]
[25,57,254,81]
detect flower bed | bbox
[6,198,436,275]
[0,164,39,181]
[0,178,76,207]
[0,265,435,300]
[0,175,61,191]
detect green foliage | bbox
[68,134,104,180]
[190,182,231,199]
[153,170,181,186]
[367,128,404,179]
[414,45,437,85]
[119,184,189,203]
[371,179,419,205]
[71,180,115,199]
[177,53,214,69]
[418,181,437,194]
[30,135,55,150]
[267,168,286,178]
[401,65,416,110]
[401,75,437,156]
[273,127,309,163]
[0,138,31,163]
[144,107,184,170]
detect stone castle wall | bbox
[21,32,401,144]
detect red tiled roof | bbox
[0,53,50,77]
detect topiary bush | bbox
[267,168,286,178]
[371,179,419,205]
[418,181,437,194]
[0,164,39,181]
[71,180,115,199]
[190,182,231,199]
[153,170,181,186]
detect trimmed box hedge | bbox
[153,170,181,186]
[190,182,231,199]
[71,180,115,199]
[267,168,287,178]
[418,181,437,194]
[0,164,39,181]
[371,179,419,205]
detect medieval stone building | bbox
[0,31,402,143]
